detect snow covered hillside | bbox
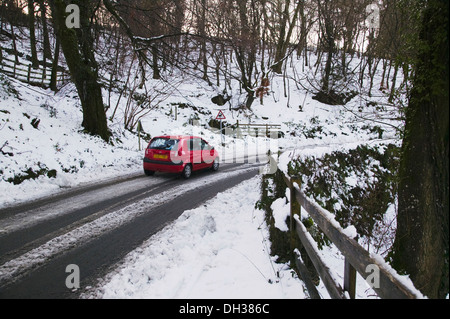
[0,54,401,207]
[1,31,406,298]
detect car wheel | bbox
[182,164,192,179]
[144,169,155,176]
[211,157,219,171]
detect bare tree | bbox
[271,0,302,74]
[28,0,39,68]
[392,0,449,299]
[49,0,111,141]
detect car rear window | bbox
[149,138,179,150]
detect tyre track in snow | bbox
[0,160,266,298]
[0,175,173,263]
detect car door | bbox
[200,139,215,168]
[188,138,203,170]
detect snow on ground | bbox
[82,176,307,299]
[80,172,389,299]
[0,166,259,287]
[1,37,408,298]
[0,80,141,206]
[0,77,274,207]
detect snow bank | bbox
[84,177,306,299]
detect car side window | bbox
[188,138,201,151]
[201,139,209,150]
[194,138,202,151]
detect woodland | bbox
[0,0,448,298]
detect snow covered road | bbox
[0,161,268,298]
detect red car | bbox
[143,135,220,179]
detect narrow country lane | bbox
[0,160,266,299]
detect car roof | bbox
[152,135,204,140]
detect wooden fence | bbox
[0,51,68,88]
[235,121,282,138]
[280,170,423,299]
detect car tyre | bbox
[144,169,155,176]
[182,164,192,179]
[211,157,219,171]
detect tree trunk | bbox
[28,0,39,68]
[10,22,19,64]
[49,0,111,142]
[49,36,60,91]
[198,0,210,84]
[272,0,301,74]
[392,0,449,299]
[152,45,160,80]
[319,0,335,94]
[272,0,290,74]
[39,0,52,61]
[234,0,257,109]
[322,48,333,93]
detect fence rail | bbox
[0,53,68,88]
[236,121,282,138]
[280,171,423,299]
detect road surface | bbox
[0,160,266,299]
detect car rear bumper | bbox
[143,157,185,173]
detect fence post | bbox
[288,174,323,299]
[27,64,31,83]
[42,67,47,86]
[137,120,143,151]
[344,257,357,298]
[289,175,302,251]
